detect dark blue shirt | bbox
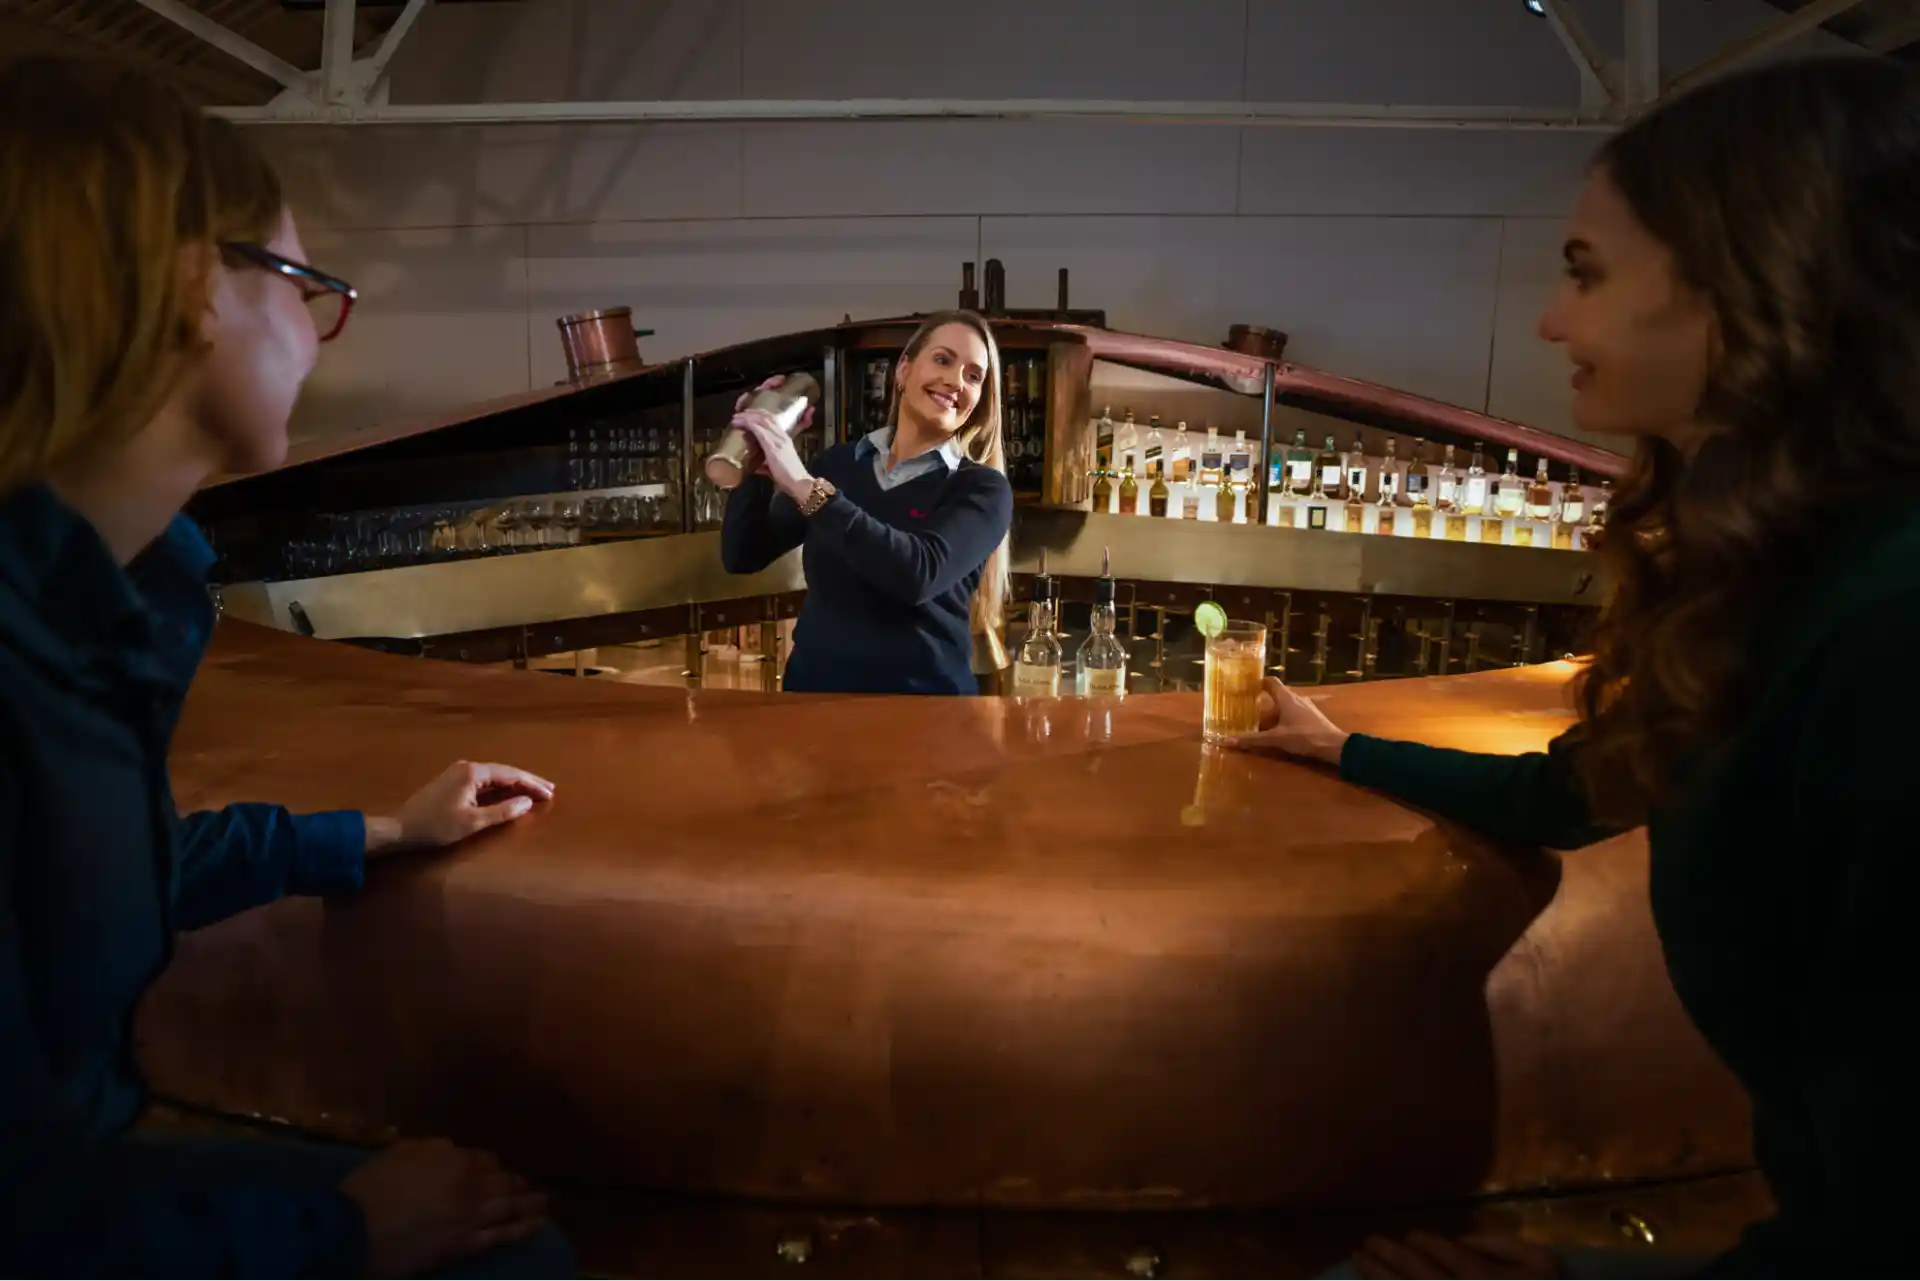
[720,435,1012,696]
[1,484,370,1276]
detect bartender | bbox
[720,311,1014,695]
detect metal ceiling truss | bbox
[115,0,1895,131]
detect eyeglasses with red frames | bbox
[220,242,358,343]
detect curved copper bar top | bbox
[139,625,1746,1210]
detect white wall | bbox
[263,0,1850,449]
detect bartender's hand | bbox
[1226,676,1349,767]
[1351,1232,1560,1279]
[735,375,816,481]
[340,1138,549,1277]
[364,761,555,858]
[734,408,815,503]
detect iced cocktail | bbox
[1202,618,1266,744]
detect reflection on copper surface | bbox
[139,624,1746,1216]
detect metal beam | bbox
[1861,1,1920,54]
[212,97,1618,131]
[322,0,356,105]
[1623,0,1660,110]
[363,0,434,95]
[1540,0,1620,108]
[131,0,311,94]
[1665,0,1870,98]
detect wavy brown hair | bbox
[1572,57,1920,824]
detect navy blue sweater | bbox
[0,485,370,1275]
[720,442,1012,695]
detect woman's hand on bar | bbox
[339,1138,550,1277]
[1227,676,1350,767]
[364,761,556,858]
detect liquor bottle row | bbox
[1087,410,1611,551]
[565,419,679,492]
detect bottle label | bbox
[1406,474,1430,497]
[1201,449,1223,471]
[1379,473,1399,496]
[1308,504,1328,530]
[1321,464,1343,491]
[1171,450,1192,481]
[1011,663,1060,697]
[1078,667,1125,696]
[1437,477,1459,506]
[1288,459,1312,485]
[1463,477,1489,510]
[1346,465,1366,494]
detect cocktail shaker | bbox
[704,372,822,490]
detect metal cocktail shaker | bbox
[704,372,822,490]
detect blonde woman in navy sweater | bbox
[722,311,1014,695]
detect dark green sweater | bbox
[1341,506,1920,1275]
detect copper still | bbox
[556,307,650,383]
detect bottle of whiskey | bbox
[1170,421,1193,484]
[1115,407,1138,462]
[1286,429,1314,496]
[1119,451,1140,516]
[1199,425,1224,488]
[1554,465,1585,549]
[1215,473,1237,523]
[1461,442,1489,515]
[1494,448,1526,518]
[1228,430,1252,490]
[1144,413,1165,475]
[1344,433,1369,502]
[1435,443,1459,512]
[1405,438,1433,538]
[1010,552,1063,697]
[1149,456,1170,518]
[1315,434,1344,500]
[1092,464,1112,515]
[1373,438,1402,534]
[1525,457,1555,520]
[1075,547,1127,698]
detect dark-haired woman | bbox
[1,56,571,1276]
[1235,58,1920,1278]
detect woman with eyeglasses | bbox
[0,56,573,1277]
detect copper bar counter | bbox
[139,622,1753,1248]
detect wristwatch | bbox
[797,477,838,517]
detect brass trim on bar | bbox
[219,509,1601,644]
[219,533,803,641]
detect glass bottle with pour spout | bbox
[704,372,822,489]
[1075,547,1128,697]
[1011,552,1064,697]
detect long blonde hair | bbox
[0,55,284,494]
[886,310,1010,634]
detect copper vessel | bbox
[556,307,648,383]
[1226,323,1289,362]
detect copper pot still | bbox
[557,307,649,383]
[1225,324,1289,362]
[704,373,822,490]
